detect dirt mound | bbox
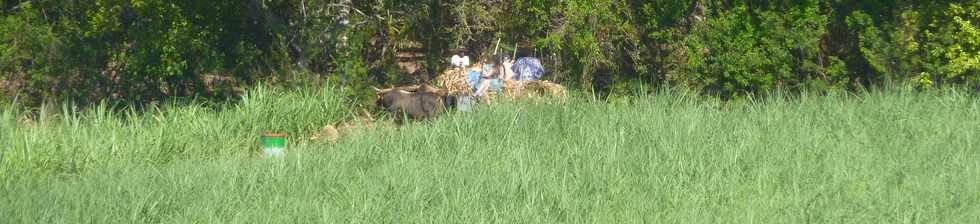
[310,117,395,144]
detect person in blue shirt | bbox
[470,55,505,97]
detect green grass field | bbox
[1,88,978,223]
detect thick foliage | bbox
[1,0,350,104]
[2,0,979,103]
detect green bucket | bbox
[261,132,288,157]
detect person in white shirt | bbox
[450,48,470,69]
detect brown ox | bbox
[376,85,457,123]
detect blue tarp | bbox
[511,57,545,81]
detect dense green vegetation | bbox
[2,0,979,105]
[2,88,978,222]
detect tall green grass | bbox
[0,85,348,180]
[1,88,978,223]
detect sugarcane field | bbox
[2,1,979,223]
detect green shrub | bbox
[669,2,831,97]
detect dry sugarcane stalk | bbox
[493,38,501,55]
[512,42,518,60]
